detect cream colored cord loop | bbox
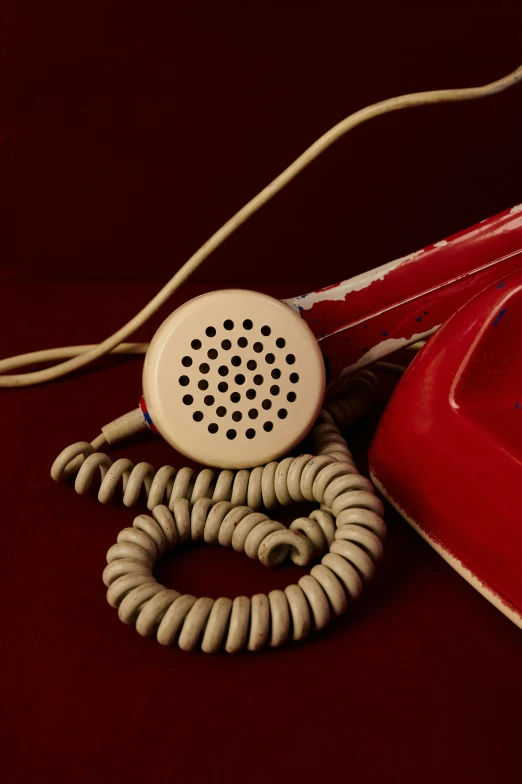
[96,376,386,653]
[51,377,373,511]
[103,450,388,651]
[57,376,389,651]
[74,452,112,496]
[53,437,365,517]
[50,441,95,481]
[98,379,388,651]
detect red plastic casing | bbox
[369,269,522,627]
[285,204,522,383]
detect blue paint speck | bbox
[516,402,521,410]
[423,311,429,315]
[381,331,388,337]
[493,308,507,326]
[416,316,423,322]
[312,317,319,324]
[362,347,369,353]
[497,281,505,288]
[363,323,369,329]
[296,304,304,312]
[344,337,350,342]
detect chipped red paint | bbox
[320,281,342,292]
[325,249,522,381]
[286,205,522,379]
[369,268,522,626]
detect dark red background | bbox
[2,2,522,783]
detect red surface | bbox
[370,270,522,619]
[298,206,522,378]
[2,282,522,784]
[2,3,522,783]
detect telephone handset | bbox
[2,65,522,651]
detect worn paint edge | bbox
[327,326,440,375]
[371,472,522,630]
[285,203,522,313]
[283,250,428,311]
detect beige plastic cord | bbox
[96,376,387,652]
[52,370,380,506]
[0,344,148,374]
[1,63,521,387]
[52,363,413,651]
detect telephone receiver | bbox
[134,203,522,469]
[4,64,522,651]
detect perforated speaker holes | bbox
[177,318,300,439]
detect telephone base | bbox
[371,472,522,630]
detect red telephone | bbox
[2,66,522,651]
[46,201,522,644]
[289,202,522,629]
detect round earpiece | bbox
[142,290,325,468]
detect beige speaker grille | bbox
[142,290,325,468]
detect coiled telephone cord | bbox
[52,371,390,652]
